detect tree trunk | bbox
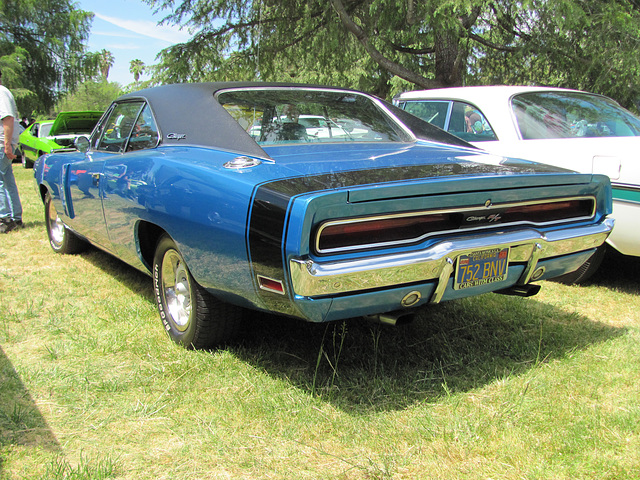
[434,28,465,87]
[329,0,440,89]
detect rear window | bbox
[512,91,640,139]
[217,89,412,145]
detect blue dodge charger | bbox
[34,82,614,349]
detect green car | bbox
[18,111,102,168]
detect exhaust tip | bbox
[495,283,541,298]
[365,311,416,326]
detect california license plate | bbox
[454,247,509,290]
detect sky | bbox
[76,0,193,86]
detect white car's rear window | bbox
[512,91,640,139]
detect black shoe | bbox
[0,220,17,233]
[0,217,22,227]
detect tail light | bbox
[315,197,595,254]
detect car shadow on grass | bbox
[582,247,640,295]
[232,293,625,413]
[0,345,61,471]
[80,248,155,302]
[80,246,627,414]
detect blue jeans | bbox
[0,152,22,221]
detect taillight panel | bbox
[315,197,595,255]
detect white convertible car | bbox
[394,86,639,279]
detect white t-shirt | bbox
[0,85,21,147]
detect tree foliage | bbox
[145,0,640,106]
[55,79,122,113]
[470,0,640,109]
[130,59,146,83]
[0,0,98,115]
[98,49,115,79]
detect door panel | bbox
[65,153,111,249]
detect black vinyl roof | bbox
[119,82,282,158]
[117,82,471,158]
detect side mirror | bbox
[75,136,90,153]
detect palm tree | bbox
[129,59,145,83]
[99,49,115,79]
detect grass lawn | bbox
[1,164,639,479]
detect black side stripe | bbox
[247,175,325,313]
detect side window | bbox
[400,101,449,130]
[447,101,497,142]
[90,106,113,149]
[127,105,159,152]
[96,102,144,153]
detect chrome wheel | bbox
[44,192,86,254]
[153,234,244,349]
[47,200,65,249]
[161,249,192,331]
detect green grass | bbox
[1,164,639,479]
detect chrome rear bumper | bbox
[290,219,614,302]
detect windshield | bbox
[216,89,412,145]
[40,123,53,137]
[512,91,640,139]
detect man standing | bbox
[0,69,22,234]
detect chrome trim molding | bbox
[291,219,614,299]
[430,257,454,304]
[315,196,596,254]
[518,242,543,285]
[224,156,262,169]
[401,291,422,307]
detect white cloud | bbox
[104,43,144,51]
[94,13,191,44]
[91,29,142,39]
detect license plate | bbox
[454,247,509,290]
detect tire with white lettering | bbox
[152,234,243,349]
[45,192,86,254]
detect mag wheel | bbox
[45,192,86,254]
[153,234,243,349]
